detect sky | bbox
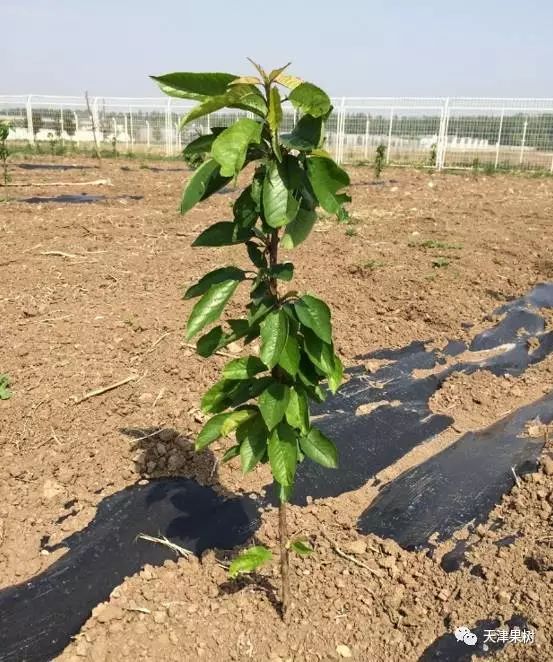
[2,0,553,98]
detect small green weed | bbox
[409,239,462,250]
[0,374,12,400]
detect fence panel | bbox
[1,94,552,171]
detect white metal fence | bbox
[1,94,553,171]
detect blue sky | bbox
[2,0,552,97]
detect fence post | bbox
[519,118,528,166]
[386,107,394,164]
[494,108,505,170]
[74,111,79,146]
[26,95,34,143]
[165,99,172,156]
[441,98,450,169]
[129,109,134,152]
[92,97,101,143]
[363,115,370,160]
[436,97,450,170]
[124,115,129,151]
[146,120,151,148]
[339,97,346,163]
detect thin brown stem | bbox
[268,229,279,298]
[279,500,290,621]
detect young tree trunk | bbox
[279,500,290,621]
[268,228,291,621]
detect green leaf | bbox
[247,297,274,327]
[182,94,233,125]
[285,387,309,434]
[268,422,298,487]
[227,85,268,117]
[196,319,249,357]
[201,378,235,414]
[268,63,291,82]
[228,546,272,579]
[184,267,245,300]
[262,162,300,228]
[151,72,238,101]
[268,87,283,160]
[246,242,267,269]
[234,186,260,228]
[294,294,332,344]
[268,87,283,134]
[220,408,256,436]
[223,356,266,380]
[228,376,272,407]
[259,382,290,430]
[327,352,344,395]
[283,114,324,151]
[182,129,225,158]
[290,539,313,556]
[306,156,351,215]
[196,411,240,450]
[278,335,300,377]
[222,445,240,463]
[186,279,240,340]
[269,263,294,281]
[180,159,231,215]
[298,353,327,402]
[211,119,263,177]
[288,82,331,118]
[281,208,317,249]
[192,221,252,247]
[260,309,289,369]
[275,73,303,89]
[0,374,12,400]
[276,482,294,502]
[181,85,266,126]
[301,327,335,376]
[299,427,338,468]
[237,414,268,473]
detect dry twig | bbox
[73,374,138,404]
[1,178,111,187]
[322,532,384,578]
[136,533,193,558]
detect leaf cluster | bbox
[153,61,350,503]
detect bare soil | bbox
[1,157,552,661]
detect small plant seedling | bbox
[345,226,357,237]
[0,121,10,199]
[374,144,386,179]
[359,258,383,270]
[429,143,437,167]
[229,545,273,579]
[47,132,57,156]
[0,373,12,400]
[153,60,349,619]
[432,256,450,268]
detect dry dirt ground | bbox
[1,157,552,661]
